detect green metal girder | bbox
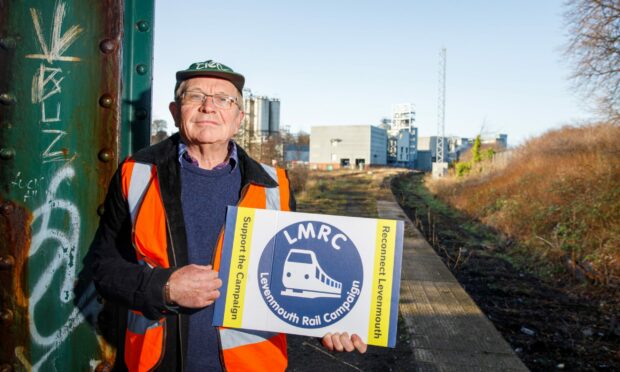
[121,0,154,158]
[0,0,153,370]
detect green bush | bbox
[455,161,472,177]
[484,148,496,160]
[472,136,482,163]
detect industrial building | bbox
[284,144,309,163]
[415,136,452,172]
[306,97,507,172]
[483,133,508,148]
[236,89,280,147]
[309,125,387,169]
[236,89,282,157]
[386,103,418,168]
[242,91,280,137]
[416,134,508,171]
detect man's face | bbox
[169,77,244,146]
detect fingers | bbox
[322,333,344,352]
[167,264,223,308]
[197,271,223,292]
[351,334,368,354]
[332,332,345,352]
[322,332,367,353]
[321,333,334,351]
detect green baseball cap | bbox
[175,59,245,93]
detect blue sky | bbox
[152,1,594,146]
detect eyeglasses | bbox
[180,91,240,110]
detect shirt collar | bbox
[178,140,238,171]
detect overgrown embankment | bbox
[429,123,620,286]
[392,171,620,371]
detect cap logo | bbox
[193,60,232,72]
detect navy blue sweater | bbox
[180,159,241,372]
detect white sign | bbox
[213,207,404,347]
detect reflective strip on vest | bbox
[127,311,161,334]
[122,161,167,372]
[127,163,153,224]
[260,164,280,210]
[138,259,153,269]
[220,328,278,350]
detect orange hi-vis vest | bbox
[120,158,291,372]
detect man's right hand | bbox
[167,264,222,308]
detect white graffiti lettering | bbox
[25,166,99,371]
[26,2,83,63]
[17,2,95,370]
[41,129,72,163]
[10,172,45,202]
[32,64,64,103]
[27,2,80,162]
[41,101,62,123]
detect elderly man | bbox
[92,60,366,372]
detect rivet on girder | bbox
[0,93,16,105]
[97,204,105,217]
[135,109,148,120]
[136,21,150,32]
[136,64,147,75]
[99,94,113,108]
[0,148,15,160]
[0,309,13,323]
[98,149,113,162]
[99,39,116,54]
[95,361,112,372]
[0,255,15,270]
[0,36,17,50]
[0,201,13,215]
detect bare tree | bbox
[296,131,310,146]
[151,119,169,144]
[258,133,284,165]
[565,0,620,120]
[151,119,168,135]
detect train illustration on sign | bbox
[281,249,343,299]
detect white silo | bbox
[255,96,271,136]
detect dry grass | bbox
[286,166,309,194]
[296,168,403,217]
[428,122,620,286]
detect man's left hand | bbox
[321,332,367,353]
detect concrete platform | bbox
[377,197,529,372]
